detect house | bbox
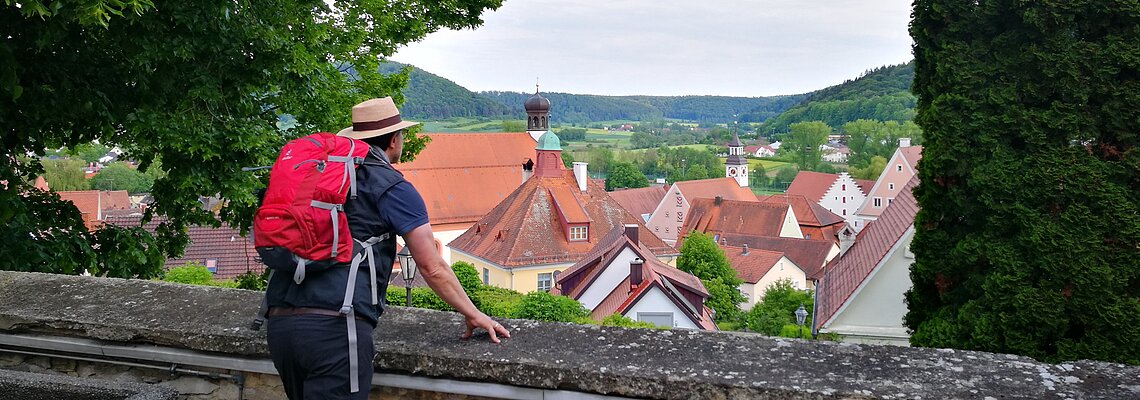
[722,245,807,310]
[854,139,922,231]
[786,171,873,228]
[552,225,716,330]
[822,146,850,163]
[448,130,676,294]
[104,213,264,280]
[758,193,847,243]
[814,177,919,346]
[678,197,803,241]
[744,145,776,158]
[645,178,757,246]
[56,190,133,230]
[707,233,839,284]
[399,132,536,262]
[607,186,667,223]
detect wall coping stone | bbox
[1,271,1138,399]
[0,367,178,400]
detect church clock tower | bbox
[725,130,748,187]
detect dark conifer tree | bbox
[906,1,1140,364]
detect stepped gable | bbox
[448,171,674,268]
[815,176,918,331]
[399,132,535,225]
[680,198,790,240]
[607,186,667,220]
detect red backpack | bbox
[253,132,369,275]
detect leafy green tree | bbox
[451,261,482,293]
[500,120,525,132]
[848,155,887,180]
[1,0,504,276]
[515,291,589,323]
[90,162,153,193]
[907,1,1140,365]
[773,166,799,190]
[605,162,649,191]
[557,127,587,141]
[40,158,90,191]
[561,151,575,170]
[784,121,830,171]
[677,231,745,322]
[743,279,813,337]
[69,143,111,164]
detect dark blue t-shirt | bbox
[266,161,429,325]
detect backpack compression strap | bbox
[340,233,390,393]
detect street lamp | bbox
[397,245,416,307]
[794,303,808,339]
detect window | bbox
[842,197,846,204]
[897,165,903,172]
[873,197,882,208]
[537,273,553,291]
[888,198,894,205]
[637,312,674,328]
[569,225,588,241]
[889,183,895,190]
[842,184,846,191]
[483,268,489,285]
[842,209,847,216]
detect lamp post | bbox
[795,303,808,339]
[397,246,416,307]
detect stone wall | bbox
[1,271,1138,399]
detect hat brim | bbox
[336,120,419,140]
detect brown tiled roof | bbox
[57,190,133,230]
[399,132,535,225]
[449,170,675,268]
[785,171,839,202]
[673,178,756,203]
[721,246,787,284]
[854,179,875,195]
[607,186,667,220]
[707,233,835,280]
[680,198,789,241]
[33,176,49,191]
[760,194,846,242]
[104,214,264,280]
[815,177,918,331]
[899,146,923,171]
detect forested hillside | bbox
[482,91,801,125]
[379,62,514,119]
[761,62,916,133]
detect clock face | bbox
[728,167,737,175]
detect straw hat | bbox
[335,97,419,140]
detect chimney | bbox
[742,244,749,255]
[839,227,856,256]
[522,159,534,183]
[720,237,727,246]
[899,138,911,147]
[714,195,723,205]
[572,162,588,192]
[629,257,645,288]
[624,224,639,245]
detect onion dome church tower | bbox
[725,130,749,187]
[525,84,551,142]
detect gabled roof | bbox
[399,132,536,225]
[607,186,667,220]
[57,190,133,230]
[815,176,919,331]
[672,178,756,203]
[448,170,675,268]
[680,198,790,240]
[760,194,846,242]
[721,246,789,284]
[103,214,263,280]
[554,226,715,330]
[707,233,835,280]
[785,171,839,202]
[899,146,923,171]
[854,178,875,195]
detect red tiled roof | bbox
[104,214,264,280]
[399,132,535,225]
[549,185,589,223]
[607,186,667,219]
[673,178,756,203]
[680,198,789,241]
[854,179,875,195]
[721,246,787,284]
[57,190,133,230]
[899,146,923,171]
[785,171,839,202]
[706,233,835,280]
[449,170,675,268]
[760,194,846,242]
[33,176,49,191]
[815,177,918,331]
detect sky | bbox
[391,0,915,98]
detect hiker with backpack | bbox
[255,97,510,400]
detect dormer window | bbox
[569,225,588,241]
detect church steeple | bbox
[534,130,564,178]
[525,82,551,142]
[725,129,748,187]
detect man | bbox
[265,97,509,399]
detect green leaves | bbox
[678,231,745,322]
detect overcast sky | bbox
[390,0,914,98]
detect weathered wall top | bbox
[1,271,1138,399]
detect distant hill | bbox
[379,62,514,120]
[760,62,916,133]
[386,62,802,125]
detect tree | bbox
[561,151,575,170]
[500,120,525,132]
[605,162,648,191]
[743,279,814,337]
[451,261,482,293]
[557,127,587,141]
[90,162,153,193]
[1,1,504,276]
[907,1,1140,365]
[848,155,887,180]
[677,231,745,322]
[785,121,830,171]
[40,158,89,191]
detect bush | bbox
[743,305,786,335]
[515,291,588,322]
[601,314,662,329]
[385,286,454,312]
[471,286,523,318]
[234,269,268,291]
[779,324,810,339]
[162,263,213,285]
[451,261,482,293]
